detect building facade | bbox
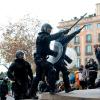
[57,3,100,67]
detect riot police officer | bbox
[29,23,69,99]
[7,50,33,100]
[54,28,82,93]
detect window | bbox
[85,24,92,30]
[74,46,80,56]
[86,34,92,43]
[76,58,81,67]
[98,33,100,42]
[97,23,100,28]
[74,36,80,44]
[85,45,92,55]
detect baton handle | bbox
[80,25,86,31]
[69,13,87,30]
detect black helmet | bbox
[78,67,83,71]
[16,50,25,59]
[41,23,52,33]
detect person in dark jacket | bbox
[54,27,82,93]
[0,78,8,100]
[29,23,69,99]
[85,58,98,89]
[94,44,100,69]
[7,50,33,100]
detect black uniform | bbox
[29,24,69,98]
[54,29,81,92]
[7,59,33,100]
[0,79,8,100]
[85,59,98,89]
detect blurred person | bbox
[69,72,75,88]
[78,65,87,89]
[0,78,8,100]
[94,44,100,69]
[7,50,33,100]
[85,58,98,89]
[74,70,80,89]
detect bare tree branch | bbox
[0,15,41,64]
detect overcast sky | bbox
[0,0,100,72]
[0,0,100,28]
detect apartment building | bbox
[57,3,100,67]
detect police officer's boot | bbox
[65,87,75,93]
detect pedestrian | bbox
[69,72,75,86]
[7,50,33,100]
[85,58,98,89]
[78,66,86,89]
[94,44,100,69]
[75,70,80,89]
[0,78,8,100]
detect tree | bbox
[0,15,41,64]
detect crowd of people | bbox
[0,23,100,100]
[47,58,99,92]
[73,58,98,90]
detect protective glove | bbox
[62,29,70,35]
[58,29,70,35]
[75,29,81,34]
[75,25,85,34]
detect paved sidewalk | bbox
[40,89,100,100]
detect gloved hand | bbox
[59,29,70,35]
[78,25,86,34]
[75,25,85,34]
[63,29,70,35]
[75,29,81,34]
